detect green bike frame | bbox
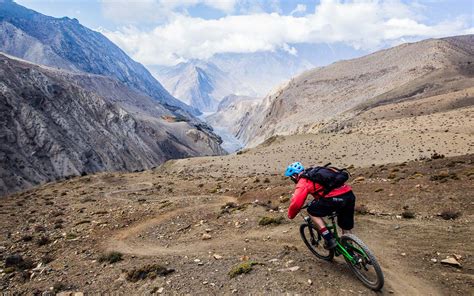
[326,217,368,265]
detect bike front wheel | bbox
[299,223,334,261]
[341,234,384,291]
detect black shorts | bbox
[307,191,356,230]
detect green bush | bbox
[228,261,258,278]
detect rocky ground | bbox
[1,152,472,295]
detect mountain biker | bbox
[285,162,356,249]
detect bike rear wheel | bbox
[341,234,384,291]
[299,223,334,261]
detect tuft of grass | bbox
[126,264,174,282]
[439,210,461,220]
[98,251,123,264]
[429,172,459,182]
[228,261,259,278]
[66,233,78,240]
[402,210,416,219]
[258,216,283,226]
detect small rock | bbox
[430,258,437,263]
[401,253,406,256]
[453,254,462,260]
[202,234,212,240]
[213,254,223,260]
[307,279,312,285]
[354,176,365,182]
[394,225,400,229]
[157,287,164,294]
[240,255,249,261]
[288,266,300,272]
[194,259,201,263]
[231,289,238,294]
[74,293,84,296]
[441,257,461,267]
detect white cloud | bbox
[100,0,238,22]
[101,0,473,66]
[290,4,306,16]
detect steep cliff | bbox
[0,54,223,195]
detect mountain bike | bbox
[299,204,384,291]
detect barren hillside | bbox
[0,150,472,294]
[238,35,474,147]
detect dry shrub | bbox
[258,216,283,226]
[126,264,174,282]
[440,210,461,220]
[402,210,416,219]
[98,251,123,264]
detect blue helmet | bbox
[284,162,304,177]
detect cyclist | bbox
[285,162,356,249]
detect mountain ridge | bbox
[0,0,200,116]
[237,35,474,147]
[0,53,224,196]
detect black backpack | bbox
[301,163,350,195]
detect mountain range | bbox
[237,35,474,147]
[151,51,314,112]
[0,0,198,115]
[150,60,250,112]
[0,1,224,195]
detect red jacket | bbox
[287,176,352,219]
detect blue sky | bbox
[15,0,474,66]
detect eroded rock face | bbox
[0,54,224,196]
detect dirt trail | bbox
[106,195,238,256]
[104,192,444,295]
